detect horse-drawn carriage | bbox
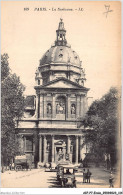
[14,155,31,171]
[57,164,77,188]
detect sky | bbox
[1,1,121,103]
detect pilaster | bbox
[76,95,80,118]
[44,94,47,118]
[40,94,44,118]
[80,95,84,118]
[67,94,71,119]
[52,94,56,118]
[36,94,40,118]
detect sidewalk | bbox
[76,167,119,188]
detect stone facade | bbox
[16,19,89,168]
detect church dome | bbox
[36,19,86,86]
[40,19,81,67]
[40,45,81,67]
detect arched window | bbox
[47,103,52,115]
[71,104,76,114]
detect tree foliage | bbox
[1,53,10,81]
[1,54,25,165]
[83,87,120,167]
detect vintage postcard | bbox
[1,1,122,194]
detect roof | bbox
[15,155,26,160]
[40,45,81,67]
[62,165,77,169]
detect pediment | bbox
[44,78,82,89]
[55,140,64,145]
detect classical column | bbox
[24,136,26,152]
[43,135,47,163]
[63,142,66,161]
[40,94,44,119]
[76,95,80,118]
[51,135,54,163]
[33,136,35,154]
[22,135,25,154]
[80,136,83,161]
[75,136,78,164]
[52,94,56,118]
[39,135,42,162]
[67,136,70,154]
[67,94,71,119]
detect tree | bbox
[82,87,120,168]
[1,53,9,80]
[1,53,25,166]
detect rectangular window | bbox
[38,80,40,85]
[26,137,33,151]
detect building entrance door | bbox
[54,141,66,164]
[56,147,64,163]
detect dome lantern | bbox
[55,18,67,46]
[38,19,87,86]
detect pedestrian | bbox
[86,169,92,183]
[9,163,12,171]
[1,166,4,173]
[109,172,114,188]
[12,162,15,170]
[83,168,86,183]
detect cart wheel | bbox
[15,166,18,172]
[20,166,22,171]
[16,165,22,171]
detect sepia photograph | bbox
[1,0,121,193]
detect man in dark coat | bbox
[109,172,114,187]
[83,169,86,183]
[86,169,92,183]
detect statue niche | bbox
[47,103,52,116]
[71,104,76,114]
[56,96,66,114]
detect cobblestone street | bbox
[1,167,119,188]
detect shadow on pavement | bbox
[48,179,61,188]
[47,176,61,188]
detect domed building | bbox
[16,19,90,168]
